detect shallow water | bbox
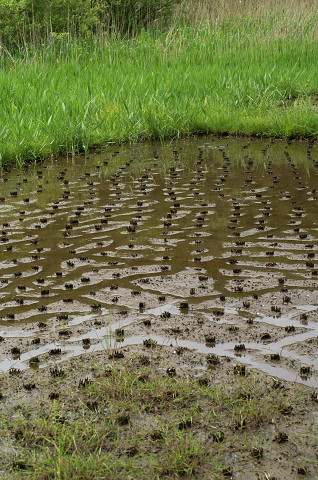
[0,136,317,385]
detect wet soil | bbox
[0,136,318,478]
[0,136,317,385]
[1,346,318,479]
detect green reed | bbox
[0,11,317,166]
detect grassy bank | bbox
[1,353,316,480]
[0,2,318,165]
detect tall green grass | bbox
[0,9,317,165]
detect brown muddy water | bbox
[0,136,317,386]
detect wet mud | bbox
[0,136,318,387]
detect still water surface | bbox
[0,137,317,385]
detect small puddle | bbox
[0,136,318,386]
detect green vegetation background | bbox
[0,0,317,165]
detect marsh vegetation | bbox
[0,0,317,165]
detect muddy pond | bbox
[0,136,317,387]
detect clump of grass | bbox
[0,1,317,166]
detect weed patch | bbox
[1,358,315,479]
